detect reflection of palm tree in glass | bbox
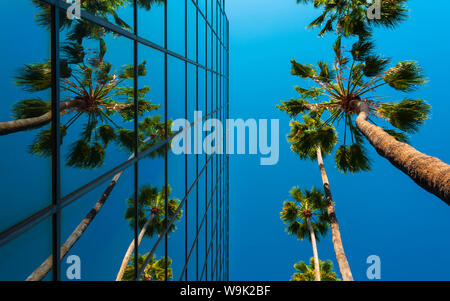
[32,0,166,42]
[4,39,165,168]
[23,1,170,281]
[291,257,339,282]
[281,187,329,281]
[122,253,172,281]
[278,36,450,203]
[116,185,182,281]
[280,112,354,280]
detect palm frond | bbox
[378,98,431,133]
[383,61,426,92]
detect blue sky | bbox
[0,0,449,281]
[227,0,450,280]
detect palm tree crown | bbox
[297,0,409,39]
[278,37,430,173]
[125,184,183,238]
[122,253,172,281]
[12,38,167,168]
[281,186,329,241]
[33,0,165,42]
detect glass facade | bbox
[0,0,229,281]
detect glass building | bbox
[0,0,229,281]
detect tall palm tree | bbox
[277,111,355,281]
[278,36,450,204]
[116,185,182,281]
[281,186,329,281]
[122,253,172,281]
[291,257,340,281]
[296,0,409,39]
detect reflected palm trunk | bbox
[0,100,78,136]
[115,212,156,281]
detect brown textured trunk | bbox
[26,134,157,281]
[354,100,450,204]
[0,100,78,136]
[115,213,156,281]
[306,217,321,281]
[316,147,354,281]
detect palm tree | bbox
[277,112,355,281]
[291,257,340,281]
[122,253,172,281]
[26,134,168,281]
[296,0,409,39]
[2,38,167,168]
[116,185,182,281]
[281,186,329,281]
[278,36,450,204]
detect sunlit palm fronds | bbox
[281,186,329,241]
[291,257,340,281]
[278,36,430,173]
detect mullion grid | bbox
[204,0,209,281]
[133,0,140,281]
[184,0,189,282]
[50,4,61,281]
[210,0,214,281]
[0,0,229,282]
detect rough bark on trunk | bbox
[354,100,450,204]
[306,217,321,281]
[0,100,78,136]
[115,213,156,281]
[316,147,354,281]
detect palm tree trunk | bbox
[316,147,353,281]
[354,100,450,204]
[306,217,321,281]
[115,213,156,281]
[0,100,78,136]
[26,134,158,281]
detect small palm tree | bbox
[281,186,329,281]
[277,111,354,280]
[291,257,340,281]
[116,185,182,281]
[278,36,450,203]
[296,0,409,39]
[122,253,172,281]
